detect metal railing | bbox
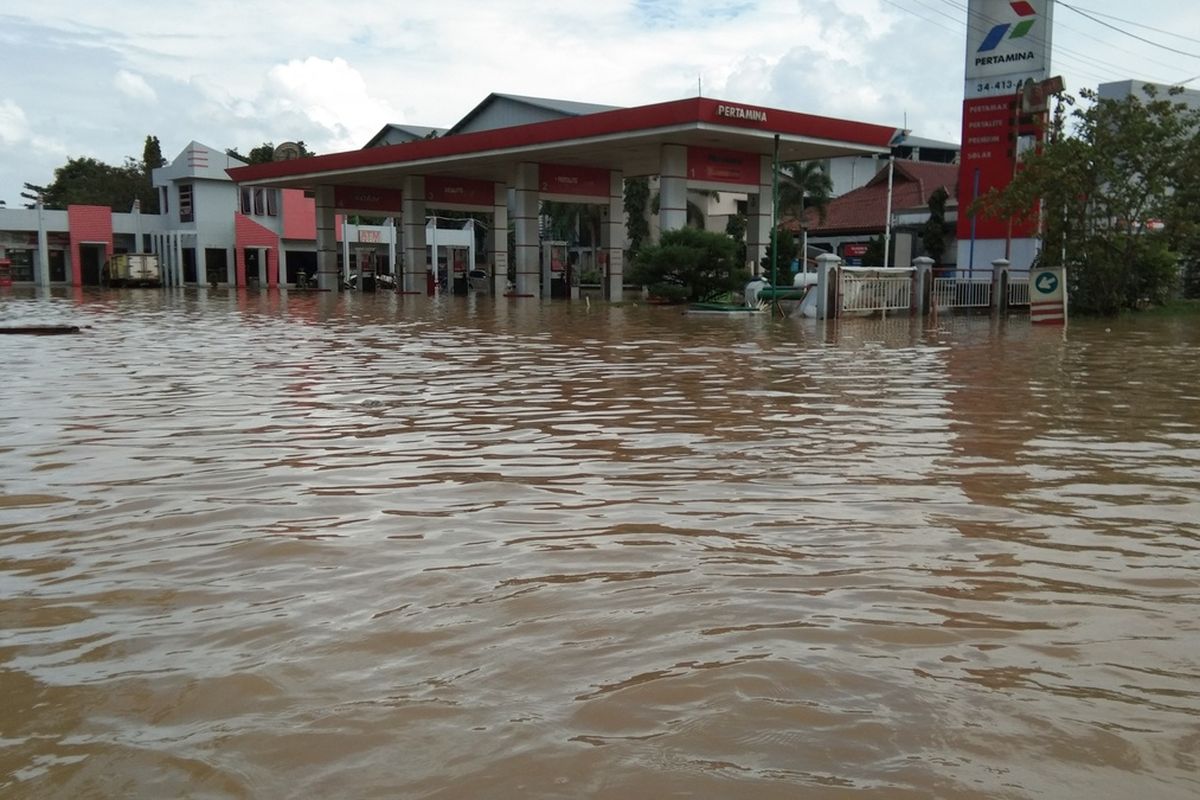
[932,276,992,309]
[840,272,913,314]
[1007,273,1030,307]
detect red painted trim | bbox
[235,213,281,288]
[67,205,113,286]
[228,97,898,184]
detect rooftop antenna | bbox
[698,75,702,96]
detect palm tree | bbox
[777,162,832,268]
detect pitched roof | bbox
[445,92,620,136]
[362,123,447,149]
[785,161,958,235]
[154,141,246,184]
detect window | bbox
[253,188,264,216]
[49,250,66,282]
[240,188,252,214]
[8,250,33,281]
[266,189,278,217]
[161,186,169,214]
[179,184,194,222]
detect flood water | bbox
[1,289,1197,799]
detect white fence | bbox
[1007,274,1030,307]
[839,268,914,314]
[932,276,992,309]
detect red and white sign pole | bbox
[1029,266,1067,325]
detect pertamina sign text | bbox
[964,0,1053,98]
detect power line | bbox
[1068,7,1200,46]
[1058,1,1200,60]
[931,0,1144,86]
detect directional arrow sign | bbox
[1035,271,1059,294]
[1030,266,1067,325]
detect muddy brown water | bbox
[0,289,1197,799]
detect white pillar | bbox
[35,199,51,287]
[747,154,773,276]
[174,233,184,287]
[402,175,426,293]
[387,217,397,284]
[315,185,338,291]
[513,162,539,296]
[491,182,508,296]
[658,144,687,233]
[467,219,476,282]
[342,220,351,285]
[428,220,439,290]
[196,242,208,286]
[602,172,625,301]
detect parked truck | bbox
[103,253,162,288]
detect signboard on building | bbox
[964,0,1054,99]
[686,146,758,187]
[334,185,404,214]
[701,100,771,128]
[538,164,610,199]
[425,176,495,209]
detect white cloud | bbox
[114,70,158,103]
[0,99,31,146]
[260,57,396,151]
[0,1,1197,206]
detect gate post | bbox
[913,256,935,316]
[816,252,841,320]
[991,258,1010,315]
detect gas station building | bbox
[229,94,900,298]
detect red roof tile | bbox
[784,161,958,235]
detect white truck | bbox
[103,253,162,288]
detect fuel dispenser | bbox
[542,240,569,299]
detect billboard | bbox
[964,0,1054,99]
[956,96,1042,240]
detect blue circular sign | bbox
[1035,271,1059,294]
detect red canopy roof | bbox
[229,96,899,190]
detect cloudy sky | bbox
[1,0,1197,207]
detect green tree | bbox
[623,176,651,259]
[227,141,316,165]
[863,235,887,267]
[628,227,746,303]
[760,230,797,275]
[143,135,165,172]
[777,161,832,225]
[141,135,165,212]
[977,86,1200,314]
[21,155,155,212]
[725,211,747,267]
[921,186,949,265]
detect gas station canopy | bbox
[228,96,900,190]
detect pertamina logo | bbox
[977,1,1036,53]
